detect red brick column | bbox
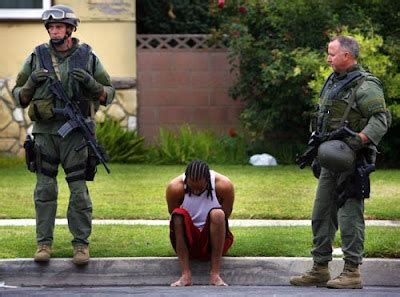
[137,44,243,142]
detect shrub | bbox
[150,125,217,164]
[150,125,248,165]
[96,119,148,163]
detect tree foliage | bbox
[210,0,400,165]
[137,0,211,34]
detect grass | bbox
[1,156,398,259]
[0,225,398,259]
[0,160,399,220]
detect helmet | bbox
[317,140,355,173]
[42,5,80,31]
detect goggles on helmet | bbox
[42,9,77,21]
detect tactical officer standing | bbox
[12,5,115,265]
[290,36,389,288]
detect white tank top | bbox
[181,170,221,230]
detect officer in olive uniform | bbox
[290,36,389,288]
[12,5,115,265]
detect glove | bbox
[343,134,364,151]
[20,69,49,99]
[30,69,50,84]
[72,68,104,98]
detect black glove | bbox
[30,69,50,84]
[72,68,104,98]
[20,69,49,99]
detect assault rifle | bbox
[49,79,111,174]
[296,124,358,169]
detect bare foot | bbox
[210,274,228,286]
[170,275,192,287]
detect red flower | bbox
[229,128,238,138]
[239,6,247,14]
[233,30,241,37]
[218,0,225,9]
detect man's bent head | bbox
[184,160,213,198]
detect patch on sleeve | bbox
[367,102,385,114]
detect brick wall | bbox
[137,35,243,142]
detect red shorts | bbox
[169,207,234,260]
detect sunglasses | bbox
[42,9,78,21]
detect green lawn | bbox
[0,225,398,259]
[1,160,399,220]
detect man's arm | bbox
[12,54,35,108]
[360,112,388,146]
[356,79,388,146]
[215,173,234,218]
[92,55,115,106]
[166,176,185,214]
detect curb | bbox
[1,219,400,227]
[1,257,399,287]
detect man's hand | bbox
[30,69,50,85]
[344,133,366,151]
[20,69,50,105]
[72,68,104,98]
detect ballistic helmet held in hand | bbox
[317,140,355,173]
[42,5,80,30]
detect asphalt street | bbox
[1,285,400,297]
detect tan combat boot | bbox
[72,244,90,265]
[327,262,363,289]
[290,262,330,287]
[34,244,51,262]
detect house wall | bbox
[137,34,243,142]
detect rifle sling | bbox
[339,76,367,127]
[50,52,62,81]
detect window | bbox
[0,0,51,19]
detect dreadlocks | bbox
[184,160,213,199]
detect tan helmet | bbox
[318,140,355,173]
[42,5,80,31]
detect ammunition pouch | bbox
[85,150,98,181]
[28,99,55,121]
[23,135,36,172]
[85,145,109,181]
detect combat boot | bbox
[72,244,90,265]
[327,262,363,289]
[34,244,51,262]
[290,262,330,287]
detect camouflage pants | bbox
[33,131,92,246]
[311,167,365,265]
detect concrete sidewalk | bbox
[1,219,400,227]
[1,257,399,287]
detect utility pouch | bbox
[85,144,109,181]
[23,135,36,172]
[28,99,55,121]
[85,151,98,181]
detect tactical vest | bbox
[317,70,369,134]
[34,43,94,118]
